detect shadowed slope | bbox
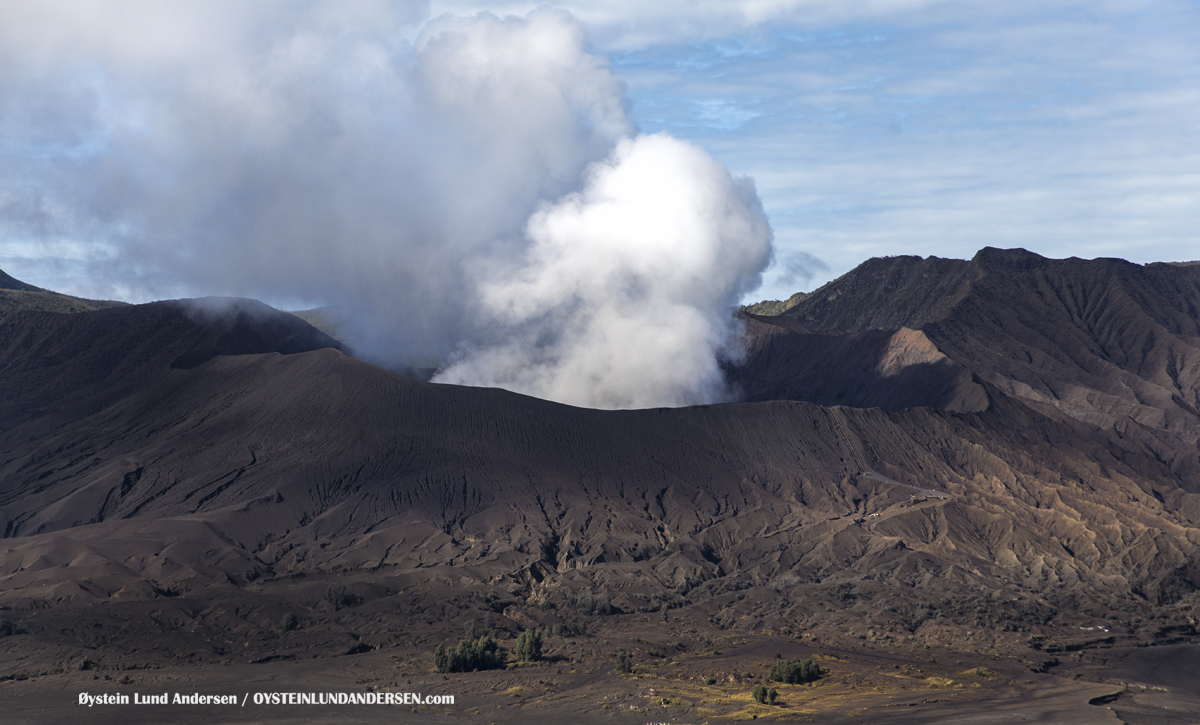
[2,270,1198,723]
[781,249,1200,467]
[730,313,988,412]
[0,269,41,292]
[0,301,1196,640]
[0,298,341,430]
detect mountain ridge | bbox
[1,294,1196,622]
[0,267,128,314]
[771,248,1200,466]
[2,252,1200,723]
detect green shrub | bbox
[768,658,821,684]
[615,650,633,674]
[752,683,767,703]
[550,622,587,637]
[515,629,543,662]
[434,635,506,673]
[278,612,298,632]
[767,687,778,705]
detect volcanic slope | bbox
[0,267,126,314]
[0,297,342,432]
[777,248,1200,468]
[1,297,1198,677]
[730,312,989,413]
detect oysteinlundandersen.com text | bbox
[78,691,454,707]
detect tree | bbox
[515,628,543,662]
[752,684,767,703]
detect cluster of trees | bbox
[768,658,821,684]
[434,625,550,673]
[434,635,506,673]
[748,658,822,706]
[570,590,613,615]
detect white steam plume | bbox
[0,1,773,409]
[436,134,771,408]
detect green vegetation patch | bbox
[550,622,587,637]
[434,634,506,673]
[768,657,822,684]
[741,291,807,316]
[515,629,543,663]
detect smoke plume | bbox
[0,1,773,408]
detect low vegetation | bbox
[515,629,542,662]
[769,657,821,684]
[741,291,807,316]
[550,622,587,637]
[752,684,779,704]
[433,635,506,673]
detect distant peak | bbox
[970,247,1047,269]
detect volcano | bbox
[1,251,1198,724]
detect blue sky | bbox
[437,0,1200,299]
[2,0,1198,305]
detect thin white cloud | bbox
[430,0,947,48]
[604,1,1200,297]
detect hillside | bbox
[777,249,1200,474]
[0,268,127,313]
[2,300,1197,644]
[0,269,41,292]
[0,298,342,431]
[730,313,989,412]
[2,258,1199,722]
[286,305,346,342]
[741,291,808,316]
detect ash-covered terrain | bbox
[1,248,1199,724]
